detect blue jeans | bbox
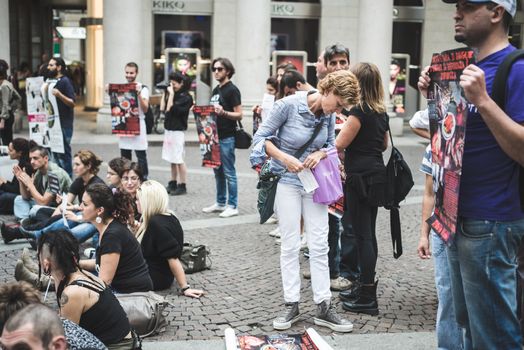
[339,213,360,282]
[30,218,97,243]
[447,217,524,350]
[52,127,73,177]
[328,214,341,279]
[213,137,237,208]
[120,149,149,179]
[431,231,463,350]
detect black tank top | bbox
[68,279,130,345]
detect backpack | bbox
[1,81,22,117]
[141,85,154,134]
[491,49,524,212]
[384,122,415,259]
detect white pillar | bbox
[235,0,271,107]
[319,0,358,61]
[357,0,393,101]
[85,0,103,109]
[0,0,10,61]
[97,0,151,133]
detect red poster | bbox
[109,83,140,136]
[194,105,221,168]
[427,48,475,243]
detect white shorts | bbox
[162,130,185,164]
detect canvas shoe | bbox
[314,300,353,333]
[202,203,227,213]
[273,302,300,330]
[330,276,352,291]
[265,215,279,225]
[268,227,281,237]
[219,206,239,218]
[21,248,39,273]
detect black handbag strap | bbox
[236,120,244,129]
[293,119,325,159]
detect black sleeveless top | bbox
[68,279,130,345]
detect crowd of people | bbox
[1,0,524,348]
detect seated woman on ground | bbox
[120,162,144,232]
[0,138,36,214]
[38,230,136,349]
[19,150,106,245]
[78,183,153,293]
[135,180,204,296]
[106,157,131,189]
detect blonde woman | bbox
[250,70,359,332]
[136,180,204,297]
[335,63,389,316]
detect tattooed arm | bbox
[59,286,85,324]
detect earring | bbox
[95,216,102,224]
[43,267,51,276]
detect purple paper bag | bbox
[312,148,343,205]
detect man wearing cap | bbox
[419,1,524,348]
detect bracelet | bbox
[181,285,190,294]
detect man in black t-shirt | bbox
[203,57,243,218]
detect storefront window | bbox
[270,18,319,82]
[153,14,211,86]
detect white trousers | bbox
[275,182,331,304]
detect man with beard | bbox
[118,62,150,179]
[46,58,75,177]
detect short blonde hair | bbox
[135,180,172,242]
[350,62,386,114]
[317,70,360,107]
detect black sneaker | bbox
[1,222,23,244]
[273,302,300,330]
[314,300,353,333]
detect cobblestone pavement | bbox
[0,130,438,343]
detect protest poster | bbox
[426,48,475,243]
[193,105,220,168]
[26,77,48,147]
[26,77,46,115]
[224,327,332,350]
[109,84,140,136]
[42,80,64,154]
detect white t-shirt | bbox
[409,108,429,131]
[119,84,149,151]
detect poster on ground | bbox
[426,48,475,243]
[42,80,64,154]
[193,105,220,168]
[109,84,140,136]
[224,327,333,350]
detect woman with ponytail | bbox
[37,229,137,349]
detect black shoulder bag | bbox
[235,120,253,149]
[384,120,414,259]
[257,119,325,224]
[491,49,524,212]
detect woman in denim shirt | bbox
[250,70,359,333]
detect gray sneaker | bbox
[314,300,353,333]
[273,302,300,330]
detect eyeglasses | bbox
[122,176,139,182]
[212,67,224,72]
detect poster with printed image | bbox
[193,105,220,168]
[427,48,475,244]
[42,80,64,154]
[109,83,140,136]
[26,77,46,115]
[390,54,409,117]
[272,50,308,77]
[28,114,49,147]
[165,48,201,103]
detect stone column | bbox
[319,0,358,59]
[96,0,151,133]
[234,0,271,107]
[0,0,10,62]
[85,0,103,109]
[356,0,398,133]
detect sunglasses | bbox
[212,67,225,72]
